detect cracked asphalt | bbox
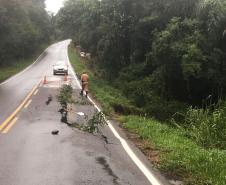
[0,40,169,185]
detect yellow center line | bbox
[2,117,18,134]
[33,89,39,95]
[0,82,40,132]
[24,99,32,109]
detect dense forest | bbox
[0,0,52,66]
[57,0,226,118]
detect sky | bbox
[45,0,65,14]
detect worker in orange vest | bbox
[80,71,89,97]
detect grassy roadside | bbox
[120,116,226,185]
[68,44,140,115]
[68,43,226,185]
[0,44,49,83]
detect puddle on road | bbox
[96,156,120,185]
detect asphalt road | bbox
[0,40,169,185]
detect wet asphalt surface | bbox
[0,42,66,124]
[0,40,168,185]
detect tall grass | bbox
[121,115,226,185]
[184,101,226,149]
[0,59,33,82]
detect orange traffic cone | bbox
[64,74,68,81]
[43,76,48,84]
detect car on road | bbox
[53,61,68,75]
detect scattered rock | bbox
[46,95,53,105]
[51,130,59,135]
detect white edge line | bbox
[0,46,50,86]
[66,41,162,185]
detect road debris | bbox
[51,130,59,135]
[46,95,53,105]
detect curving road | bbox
[0,40,169,185]
[0,42,71,124]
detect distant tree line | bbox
[57,0,226,117]
[0,0,52,66]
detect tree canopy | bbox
[57,0,226,114]
[0,0,52,66]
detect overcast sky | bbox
[45,0,65,14]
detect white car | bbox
[53,61,68,75]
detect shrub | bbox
[57,85,74,108]
[184,101,226,149]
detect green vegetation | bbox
[79,112,108,134]
[183,101,226,149]
[68,45,141,115]
[0,44,48,83]
[120,116,226,185]
[0,58,34,83]
[57,84,74,108]
[58,0,226,110]
[0,0,53,68]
